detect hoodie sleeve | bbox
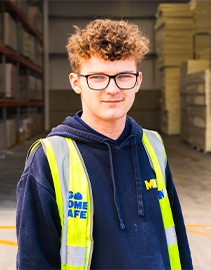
[165,162,193,270]
[16,145,61,270]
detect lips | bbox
[102,99,123,103]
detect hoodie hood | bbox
[47,111,145,230]
[48,111,143,146]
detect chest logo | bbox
[68,191,88,219]
[144,179,157,190]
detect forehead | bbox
[79,56,137,74]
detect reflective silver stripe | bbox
[143,129,167,184]
[165,226,178,246]
[42,136,70,264]
[66,246,86,267]
[42,136,94,268]
[71,140,94,270]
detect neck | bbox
[81,114,126,140]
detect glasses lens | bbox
[87,75,109,90]
[116,73,137,89]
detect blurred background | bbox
[0,1,211,269]
[0,0,211,151]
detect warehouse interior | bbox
[0,0,211,148]
[0,0,211,269]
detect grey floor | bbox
[0,133,211,270]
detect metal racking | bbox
[0,0,43,154]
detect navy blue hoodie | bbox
[16,111,193,270]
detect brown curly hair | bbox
[66,19,150,73]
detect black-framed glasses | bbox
[77,72,139,90]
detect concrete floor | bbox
[0,133,211,270]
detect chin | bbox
[103,112,126,121]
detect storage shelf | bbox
[4,0,43,42]
[0,45,43,74]
[0,0,44,150]
[0,99,43,107]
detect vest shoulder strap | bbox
[142,128,167,185]
[142,129,182,269]
[26,139,42,161]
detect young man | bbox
[16,19,193,269]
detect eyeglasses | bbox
[77,72,139,90]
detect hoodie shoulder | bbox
[22,142,55,194]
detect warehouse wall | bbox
[48,1,185,130]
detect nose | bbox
[104,77,120,94]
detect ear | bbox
[135,72,142,93]
[69,73,81,94]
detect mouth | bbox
[102,99,123,103]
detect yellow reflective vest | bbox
[29,128,181,270]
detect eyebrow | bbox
[82,71,137,75]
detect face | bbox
[69,56,142,129]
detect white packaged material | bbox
[0,63,17,98]
[0,12,18,51]
[6,118,17,149]
[27,6,43,33]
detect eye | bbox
[89,74,107,81]
[117,74,134,80]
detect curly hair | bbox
[66,19,150,73]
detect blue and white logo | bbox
[68,191,88,219]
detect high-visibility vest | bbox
[142,130,181,270]
[28,129,181,270]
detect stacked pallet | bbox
[160,68,180,135]
[155,3,194,135]
[194,34,210,60]
[186,69,211,152]
[155,4,194,68]
[190,0,211,61]
[180,60,209,142]
[190,0,211,33]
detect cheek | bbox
[129,91,137,101]
[135,82,141,93]
[125,93,136,109]
[131,94,136,106]
[81,90,100,104]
